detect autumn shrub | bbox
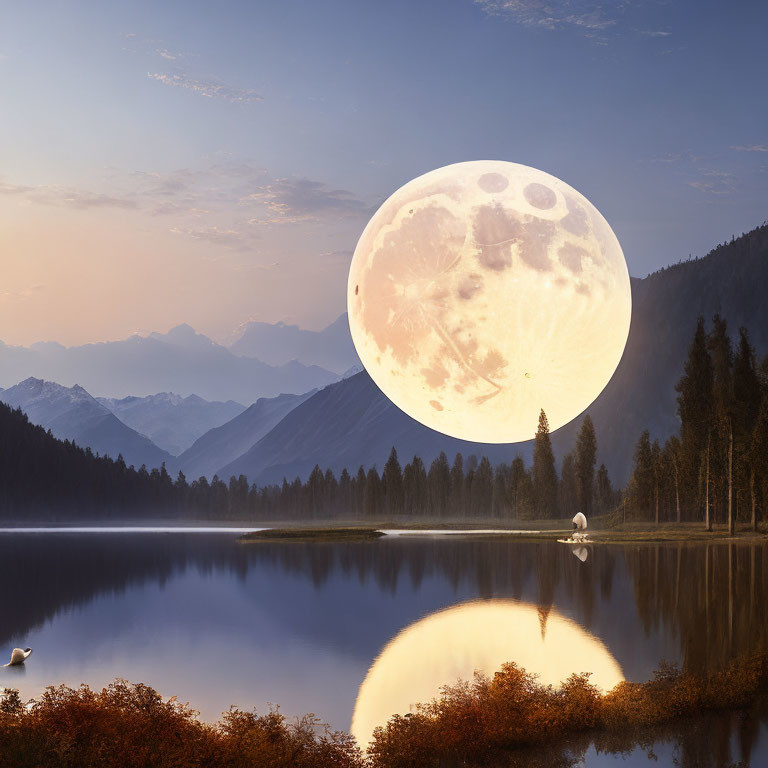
[367,653,768,768]
[0,680,362,768]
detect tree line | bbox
[0,395,615,521]
[229,412,615,520]
[626,315,768,531]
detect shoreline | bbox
[0,519,764,544]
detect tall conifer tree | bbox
[532,409,558,518]
[575,415,597,516]
[676,317,714,520]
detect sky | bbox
[1,0,767,347]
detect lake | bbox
[0,530,766,766]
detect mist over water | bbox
[0,532,766,765]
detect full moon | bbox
[347,161,631,443]
[351,599,624,748]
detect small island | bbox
[239,526,386,542]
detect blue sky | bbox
[1,0,766,345]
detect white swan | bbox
[572,512,587,530]
[5,648,32,666]
[571,513,588,543]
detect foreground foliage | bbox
[368,653,768,767]
[1,654,767,767]
[0,681,360,768]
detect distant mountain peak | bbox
[229,312,358,374]
[147,323,216,350]
[167,323,197,336]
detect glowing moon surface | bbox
[347,160,631,443]
[351,599,624,748]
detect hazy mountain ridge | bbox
[230,314,359,374]
[172,390,316,480]
[220,223,768,487]
[0,378,172,470]
[98,392,246,456]
[218,372,527,485]
[0,324,339,402]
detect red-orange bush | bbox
[0,680,361,768]
[367,653,768,768]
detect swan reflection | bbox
[571,545,589,562]
[352,599,623,748]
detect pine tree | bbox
[651,440,662,525]
[509,456,532,519]
[449,453,465,516]
[492,463,510,517]
[751,398,768,531]
[354,466,366,516]
[675,317,714,520]
[427,452,450,516]
[532,409,558,518]
[595,463,613,514]
[364,466,382,517]
[470,456,493,516]
[733,327,761,527]
[338,468,352,516]
[559,453,578,517]
[307,464,325,517]
[381,447,404,515]
[410,456,428,514]
[664,436,682,523]
[630,430,654,519]
[575,415,597,516]
[708,315,735,533]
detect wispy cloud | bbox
[1,178,137,209]
[0,284,45,302]
[3,164,370,252]
[730,144,768,153]
[475,1,675,40]
[475,0,618,33]
[0,180,32,195]
[170,225,247,248]
[636,28,672,37]
[647,151,746,198]
[688,170,737,196]
[156,48,180,61]
[147,72,263,103]
[246,178,370,224]
[31,187,138,209]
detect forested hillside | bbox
[0,402,179,519]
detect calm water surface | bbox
[1,531,766,766]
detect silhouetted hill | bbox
[219,372,526,485]
[230,314,359,374]
[98,392,245,456]
[0,325,339,402]
[174,390,315,480]
[222,223,768,487]
[0,378,172,470]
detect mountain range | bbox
[0,378,172,470]
[97,393,246,456]
[230,314,358,374]
[0,323,339,402]
[219,372,524,485]
[171,390,316,480]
